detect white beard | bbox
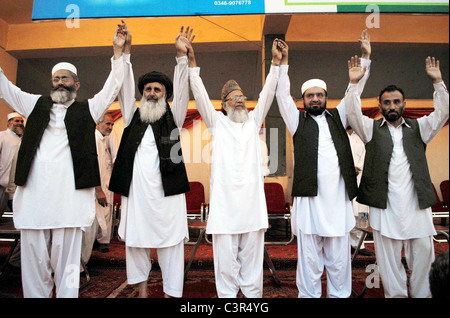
[139,96,167,123]
[50,89,76,104]
[227,104,249,123]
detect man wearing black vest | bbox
[109,25,193,298]
[276,30,372,298]
[345,56,449,298]
[0,23,126,298]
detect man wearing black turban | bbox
[109,24,195,298]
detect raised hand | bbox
[120,20,132,54]
[348,55,367,84]
[425,56,442,84]
[276,39,289,65]
[175,26,196,57]
[359,29,371,59]
[272,38,283,65]
[113,20,127,59]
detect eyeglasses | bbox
[52,76,73,83]
[226,95,247,102]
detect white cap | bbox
[7,112,23,121]
[52,62,77,76]
[301,79,327,95]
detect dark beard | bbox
[382,108,403,122]
[305,101,327,116]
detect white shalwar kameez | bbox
[189,64,279,298]
[0,128,21,215]
[276,59,371,298]
[0,57,124,298]
[81,129,118,264]
[345,81,449,298]
[118,54,189,298]
[347,131,369,249]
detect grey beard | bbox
[140,96,167,123]
[227,104,249,123]
[50,89,76,104]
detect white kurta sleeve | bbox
[276,65,300,136]
[344,83,374,144]
[0,67,41,118]
[118,53,138,127]
[418,81,449,144]
[189,67,219,130]
[89,56,125,123]
[337,58,371,127]
[251,65,280,128]
[171,56,189,129]
[108,130,119,163]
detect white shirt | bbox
[189,65,279,234]
[347,130,369,215]
[345,81,449,239]
[0,57,124,229]
[276,59,371,237]
[0,129,21,188]
[95,129,118,233]
[117,54,189,248]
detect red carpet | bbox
[0,234,448,299]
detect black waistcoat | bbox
[14,96,100,189]
[291,109,357,200]
[357,118,436,209]
[109,106,190,197]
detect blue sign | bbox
[32,0,266,20]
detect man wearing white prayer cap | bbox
[0,21,128,298]
[276,30,372,298]
[0,112,24,218]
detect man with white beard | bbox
[0,22,126,298]
[186,36,283,298]
[0,112,24,218]
[109,25,194,298]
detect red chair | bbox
[440,180,449,208]
[431,184,447,213]
[185,182,208,246]
[185,181,207,221]
[264,182,294,245]
[432,184,449,243]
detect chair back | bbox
[186,182,205,214]
[432,184,446,212]
[264,182,288,214]
[440,180,449,206]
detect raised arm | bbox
[172,26,195,129]
[251,39,281,128]
[188,36,219,130]
[89,21,126,123]
[418,56,449,143]
[336,30,372,125]
[116,20,137,127]
[344,56,373,143]
[0,69,41,118]
[275,39,300,135]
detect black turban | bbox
[138,71,173,100]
